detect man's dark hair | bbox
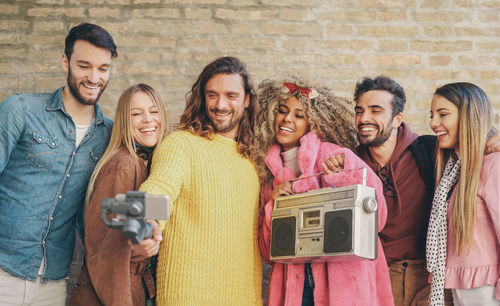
[354,75,406,117]
[64,23,117,60]
[179,56,258,158]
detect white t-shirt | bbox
[281,146,301,177]
[75,124,90,146]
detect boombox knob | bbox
[363,197,377,213]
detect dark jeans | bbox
[302,263,315,306]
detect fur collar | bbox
[264,131,323,193]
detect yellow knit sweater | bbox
[140,131,262,306]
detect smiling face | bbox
[274,96,310,152]
[354,90,402,147]
[62,40,112,106]
[430,94,460,151]
[204,73,249,140]
[130,91,161,148]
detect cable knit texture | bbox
[259,132,394,306]
[140,130,263,305]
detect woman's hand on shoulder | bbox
[130,220,162,260]
[322,153,345,174]
[271,181,293,200]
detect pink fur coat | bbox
[258,132,394,306]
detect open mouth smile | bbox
[279,126,294,133]
[434,130,448,141]
[211,110,232,119]
[139,127,157,134]
[358,124,378,133]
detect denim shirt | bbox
[0,87,112,281]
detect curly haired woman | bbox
[253,77,394,306]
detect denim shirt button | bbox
[66,173,70,178]
[58,195,62,199]
[49,216,54,221]
[42,240,46,245]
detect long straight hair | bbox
[85,84,169,207]
[434,82,492,254]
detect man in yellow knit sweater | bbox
[140,57,262,305]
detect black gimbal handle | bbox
[123,219,153,244]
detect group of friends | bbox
[0,22,499,306]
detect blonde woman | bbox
[427,82,500,305]
[70,84,168,306]
[253,78,394,305]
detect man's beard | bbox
[208,108,244,135]
[67,66,107,106]
[357,123,393,147]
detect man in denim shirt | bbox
[0,23,116,305]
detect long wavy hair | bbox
[178,56,257,158]
[434,82,492,254]
[252,77,357,184]
[85,83,169,207]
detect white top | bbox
[75,124,90,146]
[281,146,301,177]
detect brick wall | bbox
[1,0,499,134]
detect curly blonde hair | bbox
[252,77,358,184]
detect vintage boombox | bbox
[270,171,378,263]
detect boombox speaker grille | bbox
[271,216,296,257]
[323,209,352,253]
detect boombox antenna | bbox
[287,167,369,186]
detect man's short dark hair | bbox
[354,75,406,117]
[64,23,117,60]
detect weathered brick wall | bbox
[1,0,499,134]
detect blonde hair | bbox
[252,76,357,184]
[434,82,492,254]
[85,84,169,207]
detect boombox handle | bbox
[335,167,368,186]
[343,167,367,186]
[288,167,368,186]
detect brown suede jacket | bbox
[70,147,155,306]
